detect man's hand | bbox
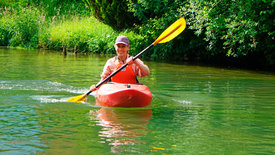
[126,56,134,65]
[90,85,97,91]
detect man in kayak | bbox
[90,36,150,91]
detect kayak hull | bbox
[96,83,152,107]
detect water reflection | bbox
[89,108,152,153]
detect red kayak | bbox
[96,83,152,107]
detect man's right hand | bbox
[90,85,97,91]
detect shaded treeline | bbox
[0,0,274,69]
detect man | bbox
[90,36,150,91]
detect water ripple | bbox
[0,80,87,94]
[0,104,48,153]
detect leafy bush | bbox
[46,16,113,51]
[0,16,12,46]
[128,0,275,66]
[0,6,43,48]
[179,0,275,65]
[128,0,190,59]
[45,16,146,55]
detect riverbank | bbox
[0,5,145,56]
[0,1,274,71]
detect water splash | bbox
[30,95,68,103]
[172,99,192,105]
[0,80,87,94]
[0,80,94,103]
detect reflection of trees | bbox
[89,108,152,153]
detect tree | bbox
[181,0,274,65]
[128,0,274,66]
[83,0,139,30]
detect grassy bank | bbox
[0,5,145,56]
[44,16,145,55]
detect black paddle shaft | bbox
[85,43,154,96]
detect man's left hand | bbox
[126,56,134,65]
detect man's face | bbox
[115,44,129,58]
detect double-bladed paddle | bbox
[68,17,186,103]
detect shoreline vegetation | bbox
[0,2,147,57]
[0,0,274,70]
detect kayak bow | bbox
[96,83,152,107]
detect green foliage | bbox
[181,0,258,56]
[0,6,43,48]
[128,0,190,59]
[128,0,275,66]
[45,16,114,52]
[1,0,274,68]
[0,15,12,46]
[0,0,90,20]
[0,0,90,48]
[0,0,30,8]
[82,0,139,30]
[42,16,145,55]
[30,0,90,18]
[181,0,274,65]
[0,0,145,55]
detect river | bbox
[0,47,274,154]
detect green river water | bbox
[0,47,274,154]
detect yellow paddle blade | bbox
[153,17,186,45]
[67,94,88,103]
